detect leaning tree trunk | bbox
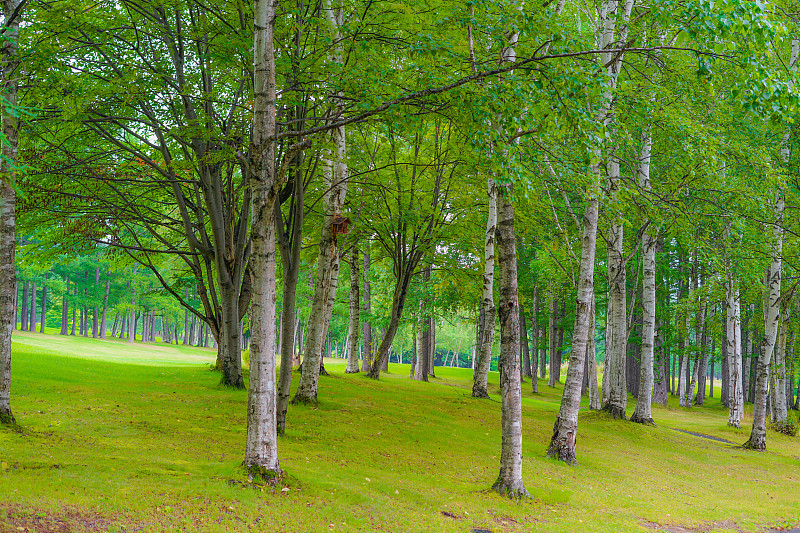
[345,246,360,373]
[367,262,417,379]
[0,0,20,425]
[473,177,497,398]
[547,193,599,463]
[244,0,281,478]
[520,305,531,379]
[745,37,795,449]
[492,185,528,497]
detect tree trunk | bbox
[361,250,372,372]
[0,0,20,424]
[346,246,360,374]
[183,287,190,345]
[427,314,436,378]
[244,0,281,478]
[129,269,137,344]
[531,290,539,393]
[99,280,109,338]
[92,267,99,337]
[548,294,558,387]
[770,306,789,424]
[631,133,656,424]
[600,0,634,421]
[548,194,599,463]
[473,177,497,398]
[60,277,69,335]
[20,281,27,332]
[29,280,36,332]
[725,260,744,428]
[39,274,47,333]
[492,185,527,497]
[520,305,531,378]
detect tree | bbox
[0,0,21,426]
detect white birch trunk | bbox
[294,1,349,403]
[599,0,633,420]
[770,307,789,423]
[547,193,599,463]
[345,246,360,374]
[244,0,280,478]
[725,273,744,428]
[472,177,497,398]
[631,130,655,424]
[746,36,796,449]
[0,0,20,425]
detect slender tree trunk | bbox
[60,277,69,335]
[20,281,27,331]
[473,177,497,398]
[492,185,527,497]
[548,193,599,463]
[244,0,281,477]
[39,274,47,333]
[346,246,360,374]
[99,280,109,338]
[531,290,539,393]
[548,294,558,387]
[129,268,137,344]
[600,0,634,421]
[29,281,36,332]
[92,267,99,337]
[183,287,190,345]
[770,306,790,424]
[725,258,744,427]
[0,0,20,425]
[520,305,531,378]
[361,250,372,372]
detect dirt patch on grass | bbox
[0,505,118,532]
[642,519,744,532]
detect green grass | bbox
[1,332,799,532]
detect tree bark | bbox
[531,289,539,393]
[244,0,281,478]
[39,274,47,333]
[29,280,36,332]
[60,277,69,335]
[600,0,634,421]
[361,250,372,372]
[548,193,599,463]
[548,294,558,387]
[0,0,20,425]
[520,304,531,378]
[346,246,360,374]
[473,177,497,398]
[99,280,109,338]
[770,306,789,424]
[492,185,528,497]
[725,252,744,428]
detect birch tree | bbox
[244,0,281,478]
[472,178,497,398]
[0,0,21,426]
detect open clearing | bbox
[1,332,799,532]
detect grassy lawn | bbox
[1,332,799,532]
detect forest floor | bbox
[1,332,799,533]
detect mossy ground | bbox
[1,331,799,532]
